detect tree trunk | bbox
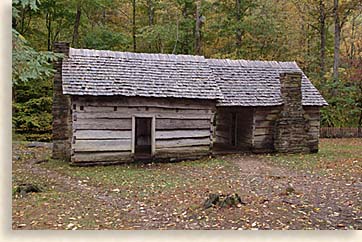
[180,3,188,54]
[349,14,356,61]
[358,109,362,137]
[235,0,242,48]
[147,0,154,26]
[319,0,326,78]
[172,18,179,54]
[72,3,82,48]
[46,12,52,51]
[333,0,341,81]
[195,0,202,55]
[132,0,137,52]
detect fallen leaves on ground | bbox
[12,139,362,230]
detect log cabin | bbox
[52,42,327,165]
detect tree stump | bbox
[13,183,42,197]
[203,193,246,209]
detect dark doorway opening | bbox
[213,107,253,155]
[135,117,152,158]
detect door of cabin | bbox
[134,117,152,158]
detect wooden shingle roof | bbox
[61,48,327,106]
[62,48,222,100]
[207,59,328,106]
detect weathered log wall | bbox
[303,107,321,152]
[252,107,282,153]
[209,102,321,154]
[252,106,321,153]
[71,96,216,164]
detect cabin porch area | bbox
[213,107,254,155]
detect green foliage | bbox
[12,0,61,141]
[12,0,39,18]
[11,0,362,141]
[12,97,53,131]
[138,23,178,53]
[320,56,362,128]
[12,30,61,84]
[12,75,54,141]
[83,26,130,51]
[12,0,62,85]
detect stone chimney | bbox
[52,42,71,161]
[274,72,309,153]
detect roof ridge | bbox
[206,58,300,69]
[69,48,206,62]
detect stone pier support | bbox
[52,42,71,161]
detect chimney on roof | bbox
[52,42,71,161]
[274,72,309,153]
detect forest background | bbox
[12,0,362,141]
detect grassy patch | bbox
[42,157,228,189]
[263,138,362,175]
[42,160,187,191]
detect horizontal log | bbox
[71,160,132,166]
[73,140,131,152]
[217,106,253,111]
[155,130,210,139]
[75,130,131,140]
[156,119,210,130]
[253,135,273,143]
[255,120,273,128]
[156,145,210,153]
[75,105,213,115]
[72,151,132,162]
[76,111,211,120]
[155,146,210,159]
[254,127,274,136]
[75,96,216,110]
[156,137,210,148]
[74,118,132,130]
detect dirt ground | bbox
[12,139,362,230]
